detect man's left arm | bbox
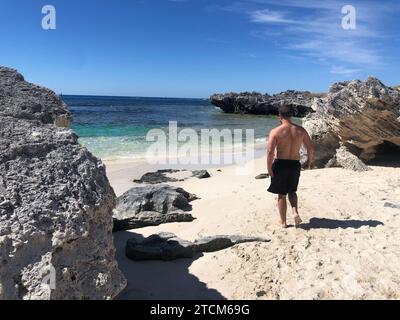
[267,130,277,177]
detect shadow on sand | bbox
[113,231,226,300]
[301,218,384,230]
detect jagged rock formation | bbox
[0,67,126,300]
[327,145,370,172]
[133,169,211,184]
[191,170,211,179]
[133,169,184,184]
[113,185,198,231]
[125,232,270,261]
[303,77,400,170]
[210,90,321,117]
[0,68,72,127]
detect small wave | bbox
[255,137,267,143]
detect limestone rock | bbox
[332,145,370,172]
[303,77,400,169]
[125,233,270,261]
[113,211,195,231]
[192,170,211,179]
[210,90,320,117]
[125,233,198,261]
[133,169,183,184]
[0,67,72,127]
[194,235,270,253]
[0,67,126,300]
[134,169,211,184]
[113,185,197,231]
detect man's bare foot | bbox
[279,221,288,228]
[293,215,302,228]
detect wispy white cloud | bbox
[250,9,296,24]
[287,39,381,66]
[223,0,398,73]
[330,65,361,76]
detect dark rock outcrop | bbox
[210,90,320,117]
[126,233,198,261]
[192,170,211,179]
[193,235,270,253]
[134,169,211,184]
[133,169,183,184]
[113,185,198,231]
[0,67,72,127]
[303,77,400,170]
[125,232,270,261]
[0,67,126,300]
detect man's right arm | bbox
[302,129,314,169]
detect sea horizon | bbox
[60,93,210,100]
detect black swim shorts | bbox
[268,159,301,195]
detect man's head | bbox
[278,105,293,120]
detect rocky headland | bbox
[302,77,400,170]
[210,90,323,117]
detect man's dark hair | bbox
[278,105,293,119]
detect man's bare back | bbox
[266,106,314,228]
[272,122,307,161]
[267,121,313,174]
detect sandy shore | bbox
[107,156,400,300]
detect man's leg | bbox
[278,194,287,228]
[288,192,302,227]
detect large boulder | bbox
[0,67,71,127]
[329,145,370,172]
[113,185,197,231]
[210,90,320,117]
[0,67,126,300]
[303,77,400,169]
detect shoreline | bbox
[103,141,267,196]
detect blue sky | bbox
[0,0,399,97]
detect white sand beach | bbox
[107,156,400,300]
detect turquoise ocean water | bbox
[63,95,282,161]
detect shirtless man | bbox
[267,105,314,228]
